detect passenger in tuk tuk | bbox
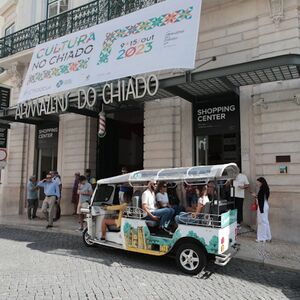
[175,185,210,224]
[156,181,171,208]
[184,182,198,210]
[142,181,174,234]
[156,181,184,220]
[163,182,185,216]
[207,181,217,201]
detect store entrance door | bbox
[36,123,59,200]
[97,109,144,179]
[196,133,240,165]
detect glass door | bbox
[36,123,59,200]
[196,133,240,166]
[37,148,58,180]
[196,136,208,165]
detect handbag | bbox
[251,200,258,211]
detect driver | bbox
[142,181,174,235]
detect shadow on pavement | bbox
[0,225,178,275]
[0,225,299,299]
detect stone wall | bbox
[0,85,36,216]
[254,80,300,243]
[0,70,98,216]
[197,0,300,69]
[58,114,97,215]
[144,97,193,205]
[240,79,300,243]
[144,97,193,169]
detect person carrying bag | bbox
[252,177,272,242]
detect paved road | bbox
[0,226,299,300]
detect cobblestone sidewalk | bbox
[0,215,300,271]
[236,226,300,271]
[0,226,299,300]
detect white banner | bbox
[19,0,202,103]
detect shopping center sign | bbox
[19,0,202,102]
[194,98,240,135]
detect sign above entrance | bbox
[15,74,158,120]
[19,0,202,103]
[194,98,240,135]
[37,125,58,149]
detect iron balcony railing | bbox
[0,0,161,59]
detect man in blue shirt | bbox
[37,173,60,228]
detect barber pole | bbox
[98,111,106,138]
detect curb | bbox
[234,254,300,272]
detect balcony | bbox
[0,0,161,59]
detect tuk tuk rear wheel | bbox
[175,243,207,275]
[83,228,94,247]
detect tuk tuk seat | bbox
[146,220,159,227]
[105,203,127,230]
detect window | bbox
[47,0,69,18]
[4,23,15,36]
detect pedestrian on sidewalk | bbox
[232,166,249,228]
[77,175,93,231]
[252,177,272,242]
[27,175,38,220]
[37,173,60,229]
[72,172,80,215]
[85,169,96,190]
[50,170,62,194]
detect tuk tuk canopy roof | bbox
[97,163,239,185]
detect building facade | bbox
[0,0,300,243]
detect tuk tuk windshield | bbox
[92,184,114,206]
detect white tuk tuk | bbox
[81,163,240,275]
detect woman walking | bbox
[253,177,272,242]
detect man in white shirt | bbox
[232,168,249,226]
[142,181,174,234]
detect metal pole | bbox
[70,9,73,33]
[96,0,100,24]
[46,0,49,19]
[107,0,111,20]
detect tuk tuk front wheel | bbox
[83,228,94,247]
[175,243,207,275]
